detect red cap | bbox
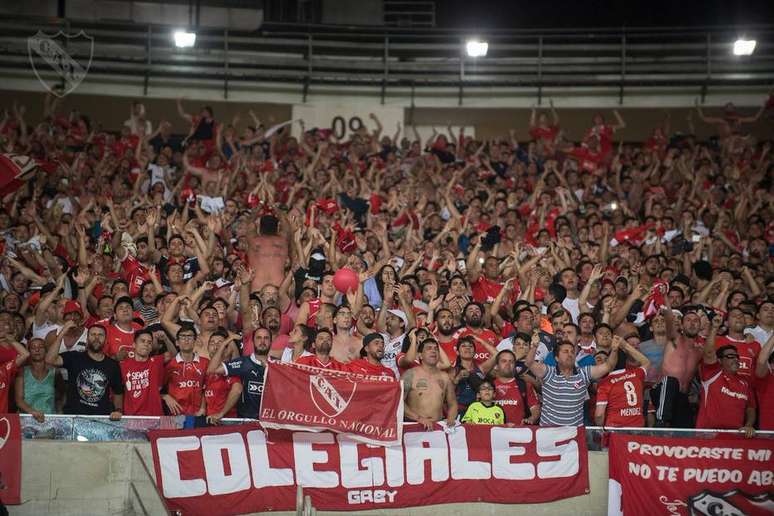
[63,300,83,317]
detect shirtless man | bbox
[247,215,290,292]
[331,306,361,363]
[401,339,458,430]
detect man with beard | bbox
[258,283,293,335]
[330,306,361,363]
[261,306,285,356]
[46,323,123,419]
[207,326,270,419]
[433,308,459,362]
[651,307,705,427]
[402,339,458,430]
[492,349,541,426]
[452,302,498,364]
[296,329,344,370]
[346,333,396,378]
[355,304,377,338]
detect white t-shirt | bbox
[32,320,61,340]
[745,325,772,347]
[380,332,405,378]
[562,297,581,324]
[198,196,225,214]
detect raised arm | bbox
[177,98,193,123]
[703,315,723,365]
[590,337,620,380]
[525,331,547,378]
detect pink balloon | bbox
[333,268,359,293]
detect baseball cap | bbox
[360,332,384,357]
[63,300,83,317]
[386,309,408,328]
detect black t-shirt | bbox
[223,355,265,419]
[61,351,124,415]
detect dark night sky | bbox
[434,0,774,29]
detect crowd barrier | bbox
[17,413,774,445]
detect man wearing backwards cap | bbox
[345,333,396,379]
[375,284,416,378]
[104,296,144,361]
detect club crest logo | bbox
[28,30,93,97]
[309,374,356,418]
[689,490,774,516]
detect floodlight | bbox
[466,39,488,58]
[174,30,197,48]
[733,38,756,56]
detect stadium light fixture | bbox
[174,30,197,48]
[732,38,756,56]
[466,39,488,58]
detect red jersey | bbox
[306,298,322,327]
[493,378,539,424]
[755,363,774,431]
[696,361,756,430]
[295,355,344,370]
[471,275,506,305]
[120,355,165,416]
[121,254,153,298]
[165,353,209,416]
[345,359,396,379]
[437,339,458,364]
[714,335,761,380]
[105,322,144,359]
[204,374,240,417]
[0,359,19,413]
[595,366,647,427]
[452,327,498,364]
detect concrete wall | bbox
[3,88,771,143]
[9,440,610,516]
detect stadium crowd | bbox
[0,93,772,434]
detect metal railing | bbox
[0,15,772,103]
[17,414,774,447]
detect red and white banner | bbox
[259,361,403,445]
[0,414,21,505]
[608,434,774,516]
[150,423,589,515]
